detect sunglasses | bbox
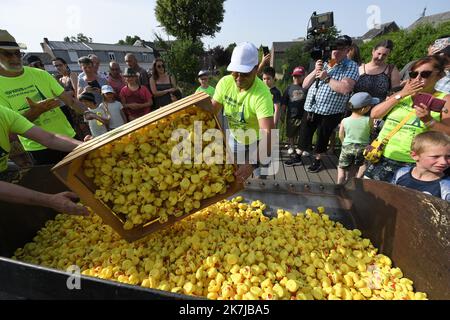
[53,63,64,68]
[409,70,434,79]
[156,64,165,68]
[232,71,253,78]
[0,50,24,58]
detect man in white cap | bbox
[212,42,275,182]
[0,29,86,165]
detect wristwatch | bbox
[394,94,402,101]
[323,76,331,84]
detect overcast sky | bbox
[1,0,449,52]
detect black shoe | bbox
[308,159,322,173]
[285,155,302,166]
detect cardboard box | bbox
[52,92,243,241]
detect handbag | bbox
[363,109,417,164]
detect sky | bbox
[1,0,449,52]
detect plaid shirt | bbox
[435,73,450,94]
[304,58,359,115]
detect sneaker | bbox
[287,147,294,155]
[308,159,322,173]
[285,155,303,166]
[302,151,310,157]
[295,148,302,155]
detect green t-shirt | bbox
[213,75,274,145]
[379,92,446,163]
[0,67,75,151]
[0,106,34,172]
[196,85,215,97]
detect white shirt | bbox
[100,101,125,129]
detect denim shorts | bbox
[364,156,412,182]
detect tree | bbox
[155,0,225,41]
[208,45,232,67]
[63,33,93,43]
[157,36,204,95]
[282,42,311,81]
[359,21,450,69]
[117,35,142,46]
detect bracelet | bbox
[323,76,331,84]
[424,119,436,128]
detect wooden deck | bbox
[252,148,339,184]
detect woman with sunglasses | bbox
[364,55,450,182]
[149,58,180,109]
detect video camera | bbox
[307,11,336,61]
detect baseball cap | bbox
[0,29,27,50]
[198,70,209,77]
[79,92,96,104]
[430,37,450,55]
[227,42,258,73]
[333,35,353,48]
[348,92,380,110]
[292,66,306,76]
[101,85,115,94]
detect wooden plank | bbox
[283,162,298,182]
[293,158,309,183]
[273,151,286,181]
[322,155,338,184]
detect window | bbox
[142,53,150,62]
[108,52,116,61]
[68,51,78,62]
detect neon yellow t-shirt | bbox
[196,86,215,97]
[213,75,274,145]
[0,106,34,172]
[379,92,446,163]
[0,67,75,151]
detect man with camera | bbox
[293,35,359,173]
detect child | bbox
[283,66,308,166]
[195,70,215,97]
[262,66,282,127]
[79,92,110,137]
[100,85,127,130]
[337,92,377,184]
[120,68,153,122]
[392,131,450,201]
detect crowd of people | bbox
[0,27,449,216]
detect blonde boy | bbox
[392,131,450,201]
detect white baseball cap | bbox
[101,85,115,94]
[227,42,258,73]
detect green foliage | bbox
[63,33,93,43]
[360,21,450,69]
[283,43,311,80]
[118,35,142,46]
[155,0,225,41]
[208,46,232,67]
[159,38,204,95]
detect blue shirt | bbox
[304,58,359,115]
[392,167,450,202]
